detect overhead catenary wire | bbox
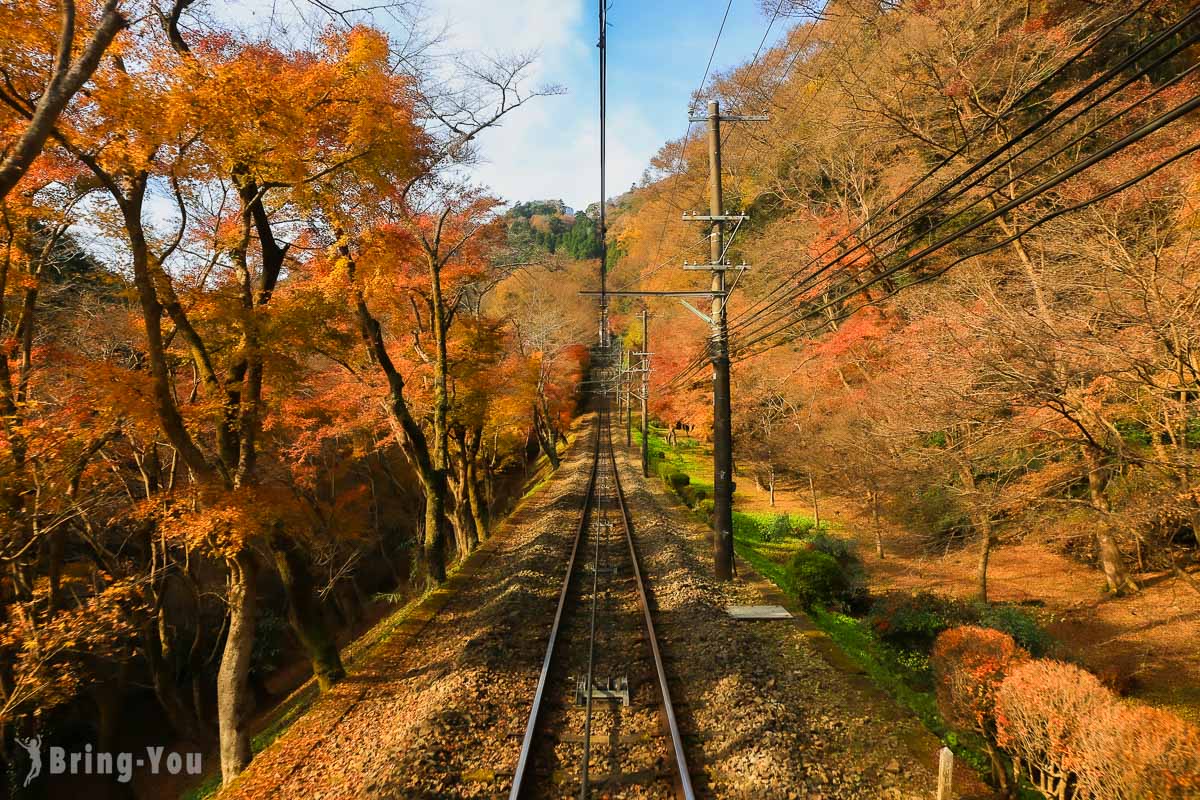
[669,0,1179,389]
[666,3,1162,389]
[618,0,735,294]
[598,0,608,339]
[734,135,1200,359]
[732,90,1200,357]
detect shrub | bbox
[933,627,1029,734]
[1071,703,1200,799]
[784,549,846,608]
[693,487,707,503]
[973,603,1053,657]
[806,531,856,562]
[932,627,1029,790]
[668,472,690,491]
[792,516,817,536]
[804,533,869,612]
[868,592,973,651]
[697,499,715,518]
[995,660,1114,798]
[656,461,674,483]
[762,514,793,542]
[678,486,697,508]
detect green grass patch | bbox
[636,425,714,499]
[732,510,823,564]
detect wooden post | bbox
[808,474,820,531]
[937,746,954,800]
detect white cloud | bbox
[468,98,661,210]
[432,0,585,72]
[206,0,645,209]
[426,0,605,207]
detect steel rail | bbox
[509,407,697,799]
[509,415,602,800]
[579,415,605,800]
[606,432,697,800]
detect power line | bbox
[727,0,1163,334]
[669,1,1194,389]
[734,89,1200,354]
[720,0,1190,338]
[619,0,736,293]
[730,28,1200,345]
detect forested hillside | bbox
[505,199,605,259]
[608,0,1200,604]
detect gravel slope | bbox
[220,421,599,799]
[219,421,944,799]
[612,446,938,800]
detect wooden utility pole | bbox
[640,308,650,478]
[707,101,735,580]
[683,99,765,581]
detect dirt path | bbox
[737,477,1200,722]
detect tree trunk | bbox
[871,489,884,559]
[976,518,995,604]
[423,472,448,583]
[1083,446,1137,594]
[532,407,561,469]
[467,457,488,540]
[217,551,257,785]
[0,1,127,203]
[448,428,480,557]
[449,477,476,557]
[143,619,206,744]
[768,470,775,508]
[269,531,344,692]
[808,474,820,531]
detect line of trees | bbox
[0,0,590,788]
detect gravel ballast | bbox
[219,420,944,799]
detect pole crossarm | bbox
[682,212,748,222]
[580,290,725,298]
[687,114,769,122]
[683,261,750,271]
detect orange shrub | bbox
[932,626,1029,793]
[932,625,1029,736]
[1070,703,1200,799]
[995,660,1115,799]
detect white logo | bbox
[15,735,42,787]
[11,739,201,785]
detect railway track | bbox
[510,411,696,800]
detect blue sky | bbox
[427,0,793,209]
[211,0,794,209]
